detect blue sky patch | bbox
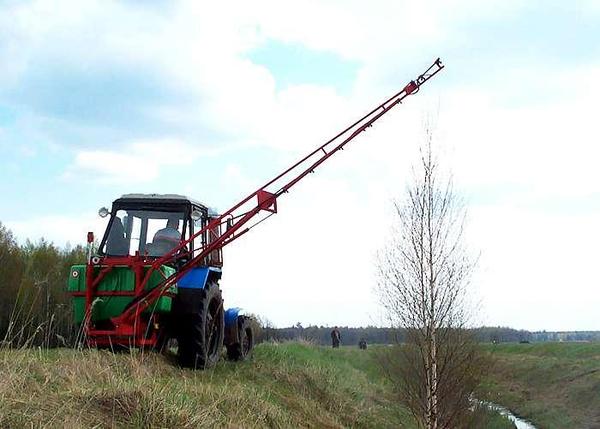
[249,41,359,95]
[0,104,16,125]
[5,64,177,127]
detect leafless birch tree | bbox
[377,131,485,429]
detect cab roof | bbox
[116,193,208,210]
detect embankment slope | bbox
[478,342,600,429]
[0,343,412,428]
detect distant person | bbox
[359,338,367,350]
[331,326,341,348]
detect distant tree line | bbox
[474,326,534,343]
[529,330,600,342]
[259,323,402,346]
[0,222,86,347]
[473,327,600,343]
[261,325,600,346]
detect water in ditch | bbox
[482,401,537,429]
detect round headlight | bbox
[191,209,203,221]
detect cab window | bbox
[102,210,185,257]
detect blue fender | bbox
[224,307,245,346]
[177,267,222,289]
[225,307,244,329]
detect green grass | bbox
[0,341,523,428]
[478,342,600,429]
[0,342,417,428]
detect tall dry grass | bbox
[0,343,414,428]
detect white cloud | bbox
[6,212,107,248]
[63,139,203,184]
[468,205,600,331]
[251,0,526,62]
[437,64,600,198]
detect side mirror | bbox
[98,207,110,218]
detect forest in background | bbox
[262,325,600,346]
[1,221,598,348]
[0,222,86,346]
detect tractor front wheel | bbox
[177,282,224,369]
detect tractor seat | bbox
[146,228,181,257]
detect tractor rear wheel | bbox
[177,282,224,369]
[226,316,254,361]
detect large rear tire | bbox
[226,316,254,361]
[177,282,224,369]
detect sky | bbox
[1,0,599,331]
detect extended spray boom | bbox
[111,58,445,326]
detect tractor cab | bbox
[69,193,229,357]
[98,194,222,266]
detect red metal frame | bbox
[79,58,445,347]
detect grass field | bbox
[0,341,518,428]
[478,342,600,429]
[0,342,413,428]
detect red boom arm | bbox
[109,58,445,328]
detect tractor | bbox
[68,194,253,367]
[68,58,444,369]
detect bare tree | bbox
[377,130,484,429]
